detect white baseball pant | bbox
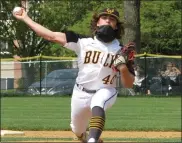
[70,84,118,136]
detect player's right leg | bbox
[70,85,92,142]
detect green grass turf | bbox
[1,96,181,131]
[1,137,181,142]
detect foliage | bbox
[0,1,181,56]
[42,43,76,57]
[0,0,97,87]
[0,0,97,57]
[140,1,181,54]
[70,1,181,55]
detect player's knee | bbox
[90,104,104,111]
[90,98,105,111]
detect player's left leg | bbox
[87,87,118,142]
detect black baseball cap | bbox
[98,8,120,22]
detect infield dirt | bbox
[20,131,181,138]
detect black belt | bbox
[76,83,97,94]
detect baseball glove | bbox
[113,42,136,76]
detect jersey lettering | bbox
[92,51,101,64]
[84,51,101,64]
[109,55,117,68]
[102,75,111,84]
[110,75,117,84]
[104,54,109,67]
[104,54,119,68]
[102,74,117,85]
[84,51,118,69]
[84,51,92,63]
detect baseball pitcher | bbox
[13,7,135,143]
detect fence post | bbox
[144,52,147,95]
[40,54,42,96]
[181,55,182,96]
[5,78,7,91]
[45,61,47,95]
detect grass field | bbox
[1,136,181,142]
[1,96,181,131]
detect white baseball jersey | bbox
[64,31,122,137]
[64,31,121,90]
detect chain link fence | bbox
[1,55,182,96]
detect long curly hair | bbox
[90,13,124,40]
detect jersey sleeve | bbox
[63,31,87,54]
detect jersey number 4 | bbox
[102,75,117,84]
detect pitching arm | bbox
[13,7,67,46]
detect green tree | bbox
[0,0,97,57]
[140,1,181,55]
[0,0,97,88]
[69,1,181,55]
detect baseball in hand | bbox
[13,7,23,16]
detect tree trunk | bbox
[123,0,141,53]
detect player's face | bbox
[97,14,117,29]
